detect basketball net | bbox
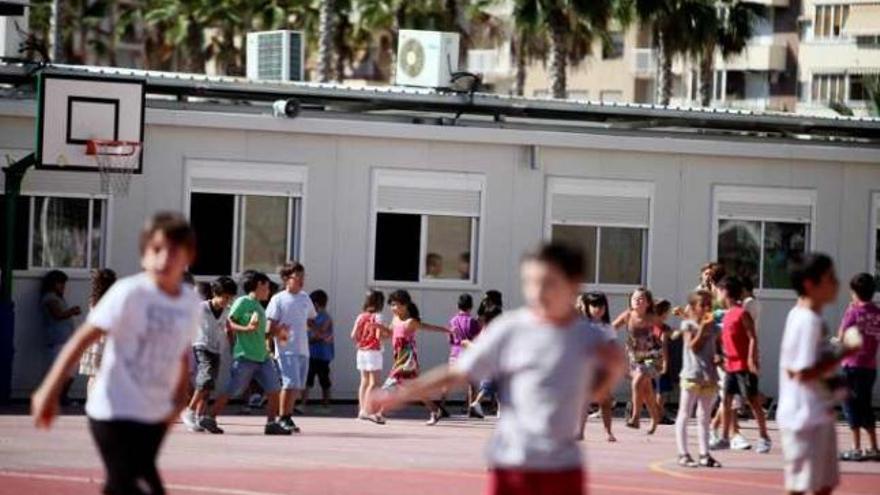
[86,140,141,196]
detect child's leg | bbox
[629,372,643,423]
[188,390,206,414]
[643,378,660,432]
[266,391,281,422]
[358,371,368,415]
[675,387,697,455]
[601,398,615,441]
[132,422,167,494]
[747,394,770,440]
[696,393,714,456]
[89,420,139,494]
[720,394,734,440]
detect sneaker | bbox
[678,454,698,468]
[660,415,676,426]
[469,403,485,419]
[699,455,722,468]
[180,409,204,432]
[731,434,752,450]
[265,421,293,435]
[840,449,864,462]
[756,437,771,454]
[279,415,301,433]
[709,430,720,445]
[709,437,730,451]
[438,405,451,418]
[426,412,441,426]
[367,414,386,425]
[198,416,224,435]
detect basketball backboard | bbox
[35,72,145,172]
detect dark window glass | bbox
[551,224,597,283]
[374,213,420,282]
[599,227,644,285]
[0,195,31,270]
[718,219,761,288]
[763,222,809,289]
[190,193,234,275]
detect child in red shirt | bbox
[711,276,772,453]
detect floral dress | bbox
[382,319,420,388]
[627,319,662,377]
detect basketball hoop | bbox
[86,140,141,196]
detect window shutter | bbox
[718,201,812,223]
[190,176,303,196]
[376,185,480,217]
[551,193,650,228]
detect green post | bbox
[0,152,34,403]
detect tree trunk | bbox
[699,43,714,107]
[547,13,567,99]
[512,35,527,97]
[333,12,351,81]
[656,32,673,105]
[389,4,406,83]
[184,15,205,73]
[317,0,335,83]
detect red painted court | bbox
[1,407,878,495]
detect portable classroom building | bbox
[1,66,879,404]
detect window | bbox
[602,32,625,59]
[546,178,652,287]
[872,193,880,279]
[713,186,814,291]
[0,195,105,270]
[186,160,305,276]
[814,4,850,39]
[371,169,484,284]
[811,73,866,103]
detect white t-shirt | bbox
[743,296,760,328]
[777,305,835,431]
[266,290,317,357]
[85,273,202,423]
[454,308,604,470]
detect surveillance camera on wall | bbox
[273,99,301,118]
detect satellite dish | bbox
[400,38,425,78]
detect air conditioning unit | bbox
[246,30,304,81]
[395,30,460,88]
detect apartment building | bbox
[470,0,879,116]
[798,0,880,116]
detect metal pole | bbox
[0,152,34,403]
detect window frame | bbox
[544,177,654,293]
[711,185,817,298]
[813,4,851,41]
[4,190,110,276]
[184,159,307,279]
[368,168,486,289]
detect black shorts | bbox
[842,366,876,429]
[193,348,220,392]
[89,419,168,495]
[724,371,759,399]
[307,358,332,389]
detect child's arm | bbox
[611,310,629,330]
[417,321,450,333]
[350,319,360,341]
[32,324,104,428]
[742,312,759,373]
[228,313,259,333]
[370,366,468,412]
[659,331,670,375]
[375,323,393,338]
[45,298,81,320]
[687,321,712,351]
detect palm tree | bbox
[512,1,616,99]
[698,0,765,106]
[634,0,715,105]
[317,0,337,82]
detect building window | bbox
[546,178,652,287]
[713,186,815,291]
[371,170,484,285]
[811,73,864,103]
[0,195,105,270]
[814,4,850,39]
[186,160,305,276]
[602,32,625,59]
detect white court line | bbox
[0,470,287,495]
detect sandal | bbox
[699,455,722,468]
[840,449,864,462]
[678,454,698,468]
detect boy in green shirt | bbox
[202,270,291,435]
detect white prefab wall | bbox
[2,102,879,405]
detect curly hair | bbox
[89,268,117,307]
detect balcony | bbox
[716,43,787,72]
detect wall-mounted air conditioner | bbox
[246,30,304,81]
[395,29,460,88]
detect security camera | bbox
[273,98,301,118]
